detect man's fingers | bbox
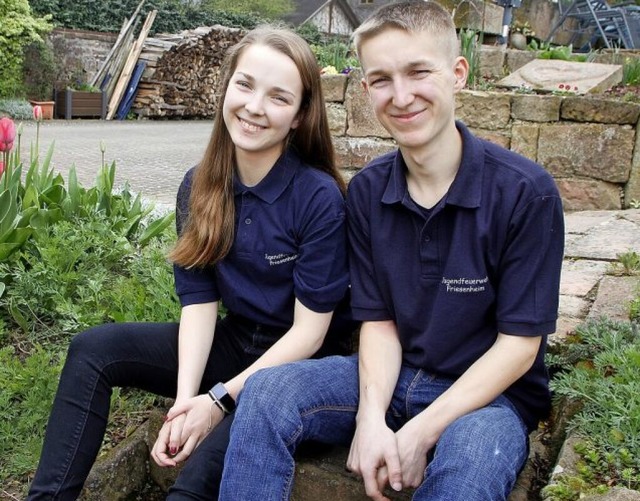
[384,449,403,492]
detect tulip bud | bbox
[33,105,43,122]
[100,140,106,153]
[0,117,17,152]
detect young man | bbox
[218,2,564,500]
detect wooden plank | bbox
[107,9,157,119]
[90,0,146,87]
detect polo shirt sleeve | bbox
[346,175,393,322]
[496,192,564,336]
[172,168,221,307]
[293,183,349,314]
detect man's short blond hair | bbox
[353,1,459,63]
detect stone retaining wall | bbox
[322,70,640,211]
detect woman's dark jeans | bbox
[26,316,282,501]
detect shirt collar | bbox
[381,121,484,209]
[233,148,299,204]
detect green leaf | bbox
[138,213,175,247]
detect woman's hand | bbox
[151,395,224,466]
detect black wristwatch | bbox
[208,382,236,414]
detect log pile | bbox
[132,26,245,118]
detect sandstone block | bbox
[478,45,506,79]
[505,49,538,73]
[561,97,640,124]
[555,178,621,211]
[565,212,640,260]
[345,69,390,138]
[625,126,640,206]
[587,275,639,322]
[538,124,633,183]
[560,259,609,297]
[326,103,347,135]
[511,95,561,122]
[444,0,504,34]
[456,90,511,129]
[511,123,539,161]
[469,127,510,148]
[321,74,348,103]
[80,423,149,500]
[334,136,396,170]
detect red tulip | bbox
[0,117,16,152]
[33,105,43,121]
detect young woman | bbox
[28,26,354,501]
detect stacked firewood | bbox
[132,26,245,118]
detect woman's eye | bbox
[236,80,251,89]
[273,95,290,104]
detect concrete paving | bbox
[16,119,214,205]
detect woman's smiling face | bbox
[223,43,304,167]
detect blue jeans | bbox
[26,316,285,501]
[219,355,529,501]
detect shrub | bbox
[0,99,34,120]
[0,0,52,99]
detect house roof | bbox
[285,0,361,30]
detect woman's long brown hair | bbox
[170,26,344,269]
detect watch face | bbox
[212,383,236,412]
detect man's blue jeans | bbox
[220,355,529,501]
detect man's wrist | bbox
[208,382,236,415]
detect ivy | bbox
[29,0,265,35]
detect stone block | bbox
[505,49,538,73]
[565,212,640,260]
[345,69,390,138]
[456,90,511,129]
[582,487,640,500]
[559,294,591,319]
[511,95,562,122]
[79,422,150,501]
[326,103,347,135]
[587,275,639,322]
[625,126,640,207]
[538,124,633,183]
[555,178,621,211]
[469,127,510,148]
[561,97,640,124]
[322,74,348,103]
[510,123,539,161]
[478,46,506,79]
[334,136,396,170]
[444,0,504,34]
[498,59,623,95]
[560,259,609,297]
[292,445,411,500]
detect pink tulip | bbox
[0,117,16,152]
[33,105,43,121]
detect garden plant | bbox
[0,116,177,499]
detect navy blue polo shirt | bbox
[347,121,564,430]
[173,149,349,329]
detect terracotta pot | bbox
[29,100,55,120]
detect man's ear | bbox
[453,56,469,92]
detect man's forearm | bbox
[408,333,541,442]
[356,320,403,421]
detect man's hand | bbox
[347,417,403,501]
[394,418,438,488]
